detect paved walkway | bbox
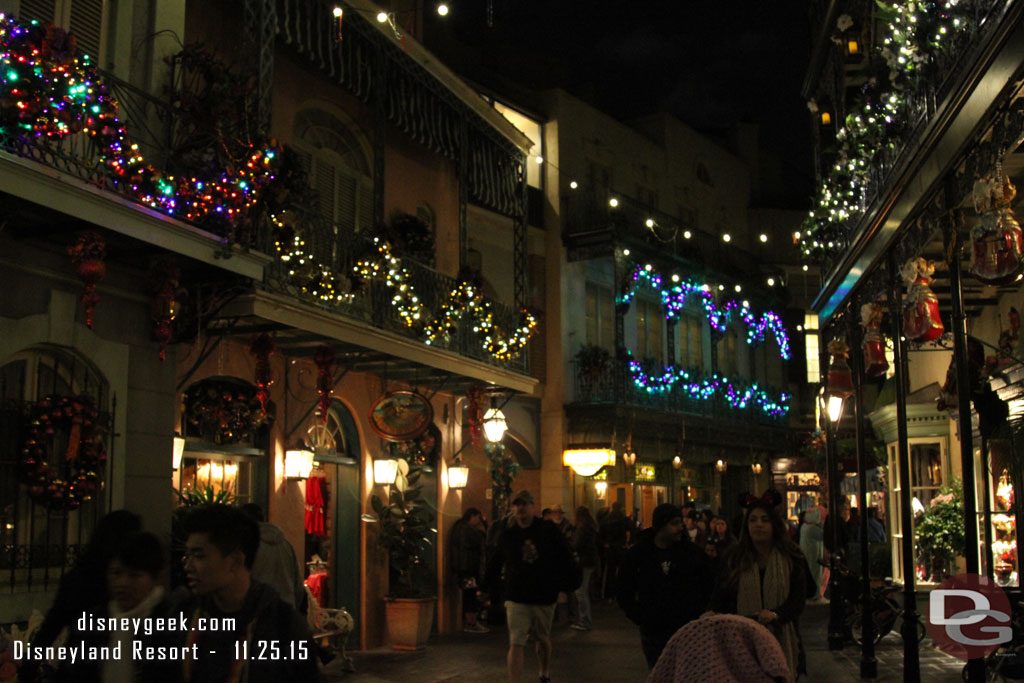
[323,602,967,682]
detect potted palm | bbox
[363,462,437,650]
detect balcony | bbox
[563,188,759,279]
[568,358,787,429]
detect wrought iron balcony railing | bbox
[569,359,787,428]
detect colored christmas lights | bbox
[624,350,790,417]
[0,14,277,233]
[618,263,790,360]
[798,2,975,262]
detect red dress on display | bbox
[305,476,326,535]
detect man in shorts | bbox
[485,490,575,683]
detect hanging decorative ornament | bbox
[67,232,106,328]
[250,334,276,416]
[901,257,943,343]
[971,171,1023,285]
[150,257,180,361]
[860,302,889,377]
[313,346,335,423]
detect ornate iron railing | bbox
[568,359,786,427]
[263,206,530,373]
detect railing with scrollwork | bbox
[263,205,530,373]
[569,359,786,427]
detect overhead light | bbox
[483,405,508,443]
[562,447,615,477]
[285,444,315,480]
[622,248,630,256]
[715,459,727,473]
[332,6,343,17]
[374,458,399,485]
[535,155,543,164]
[172,434,185,471]
[767,278,775,287]
[759,234,768,243]
[734,284,742,293]
[376,11,388,22]
[722,233,731,243]
[718,284,724,291]
[436,2,449,16]
[802,264,809,272]
[645,218,655,228]
[683,230,692,239]
[570,180,578,189]
[672,455,682,470]
[609,197,619,208]
[671,274,680,282]
[447,464,469,489]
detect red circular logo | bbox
[926,573,1012,660]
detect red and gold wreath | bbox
[20,395,107,510]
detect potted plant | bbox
[915,478,965,582]
[363,461,437,650]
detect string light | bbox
[722,233,731,242]
[618,263,791,360]
[436,3,449,16]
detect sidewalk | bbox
[322,601,967,682]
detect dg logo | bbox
[927,573,1012,660]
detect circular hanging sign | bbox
[368,391,434,442]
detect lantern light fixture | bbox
[715,459,727,473]
[820,111,832,126]
[436,2,449,16]
[594,481,608,498]
[563,447,616,477]
[623,437,637,467]
[672,455,682,470]
[332,6,343,17]
[376,11,388,22]
[373,458,399,485]
[825,339,854,423]
[172,433,185,471]
[284,444,316,480]
[447,463,469,489]
[751,462,763,475]
[482,403,508,443]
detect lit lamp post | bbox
[823,339,853,651]
[482,404,508,443]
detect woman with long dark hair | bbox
[704,500,807,679]
[570,506,599,631]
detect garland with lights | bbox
[0,15,278,233]
[798,2,975,261]
[624,350,790,418]
[619,263,790,360]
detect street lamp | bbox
[482,403,508,443]
[825,339,854,423]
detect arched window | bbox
[293,108,374,232]
[0,346,110,592]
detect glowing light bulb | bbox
[437,3,449,16]
[333,6,343,17]
[734,284,742,293]
[759,234,768,243]
[645,218,654,227]
[802,264,809,272]
[569,180,578,189]
[609,197,619,208]
[683,230,692,239]
[377,11,388,22]
[535,155,543,164]
[722,233,731,242]
[622,248,630,256]
[767,278,775,286]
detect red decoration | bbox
[67,232,106,328]
[20,395,106,510]
[313,346,335,423]
[150,258,180,361]
[826,339,854,398]
[901,258,944,343]
[250,334,275,416]
[860,302,888,377]
[971,174,1023,285]
[466,385,486,446]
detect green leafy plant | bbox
[915,478,964,579]
[364,462,436,598]
[175,485,237,506]
[487,442,521,518]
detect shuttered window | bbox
[16,0,105,62]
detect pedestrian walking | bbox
[704,499,808,680]
[570,506,599,631]
[451,507,489,633]
[181,504,319,682]
[617,503,713,669]
[599,502,629,599]
[241,503,306,611]
[799,509,825,602]
[484,490,577,683]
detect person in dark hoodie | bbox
[180,504,318,683]
[617,503,713,669]
[484,490,576,683]
[241,503,305,612]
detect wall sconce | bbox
[594,481,608,498]
[172,433,185,471]
[672,455,682,470]
[373,458,399,486]
[716,459,727,473]
[563,447,616,477]
[843,29,862,60]
[820,111,832,126]
[447,462,469,489]
[285,444,315,480]
[483,403,508,443]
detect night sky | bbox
[424,0,815,207]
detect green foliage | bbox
[487,443,521,517]
[175,485,237,507]
[916,478,965,567]
[366,463,436,598]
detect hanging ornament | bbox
[466,385,486,446]
[313,346,335,423]
[250,334,275,416]
[901,257,943,343]
[860,302,889,377]
[67,232,106,328]
[971,172,1023,285]
[150,257,180,361]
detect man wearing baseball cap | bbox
[484,490,576,683]
[617,503,713,669]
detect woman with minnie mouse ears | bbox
[703,491,809,680]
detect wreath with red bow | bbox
[20,395,107,510]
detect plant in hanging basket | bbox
[363,463,436,599]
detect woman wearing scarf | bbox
[704,500,808,680]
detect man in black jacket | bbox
[484,490,574,683]
[618,503,713,669]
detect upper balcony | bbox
[0,17,532,378]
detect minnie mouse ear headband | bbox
[740,489,783,509]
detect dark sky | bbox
[423,0,815,206]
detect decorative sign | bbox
[636,464,657,482]
[369,391,434,442]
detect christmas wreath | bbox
[184,381,273,444]
[20,395,107,510]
